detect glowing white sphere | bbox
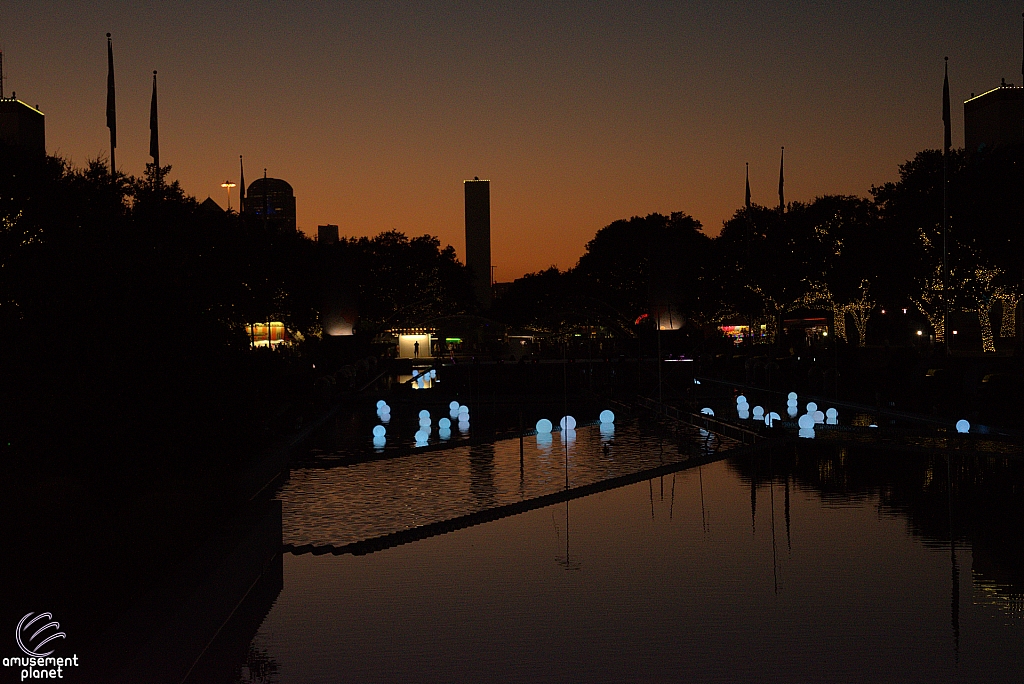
[414,430,428,443]
[826,407,838,419]
[806,402,818,413]
[813,410,824,423]
[536,418,553,434]
[449,401,460,411]
[798,414,815,429]
[956,419,970,434]
[736,395,747,405]
[753,406,764,418]
[765,411,781,427]
[372,425,386,437]
[419,417,431,427]
[559,416,577,431]
[380,412,391,423]
[787,407,798,418]
[458,405,469,415]
[412,369,419,377]
[599,410,615,424]
[438,417,451,429]
[418,410,430,420]
[376,400,385,409]
[372,435,386,448]
[458,422,469,434]
[738,409,750,420]
[737,402,749,412]
[701,407,715,416]
[788,392,798,401]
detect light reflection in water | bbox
[249,449,1024,682]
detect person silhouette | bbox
[413,340,420,358]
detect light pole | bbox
[221,181,236,211]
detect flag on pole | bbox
[745,162,751,210]
[942,58,951,153]
[149,71,159,168]
[106,34,116,155]
[239,156,245,214]
[778,147,785,211]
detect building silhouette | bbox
[318,224,339,244]
[0,96,44,154]
[964,80,1024,153]
[464,178,491,307]
[244,177,296,231]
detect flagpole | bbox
[150,70,159,171]
[942,57,950,356]
[778,147,785,213]
[106,33,116,174]
[239,155,246,214]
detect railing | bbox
[634,395,765,445]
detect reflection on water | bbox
[246,443,1024,683]
[280,418,731,550]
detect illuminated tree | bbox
[911,265,945,343]
[842,281,875,348]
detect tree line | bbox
[497,144,1023,351]
[0,141,1019,464]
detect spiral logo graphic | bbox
[16,612,66,657]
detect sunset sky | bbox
[4,1,1022,279]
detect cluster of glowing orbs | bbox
[786,393,799,417]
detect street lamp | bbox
[221,181,237,211]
